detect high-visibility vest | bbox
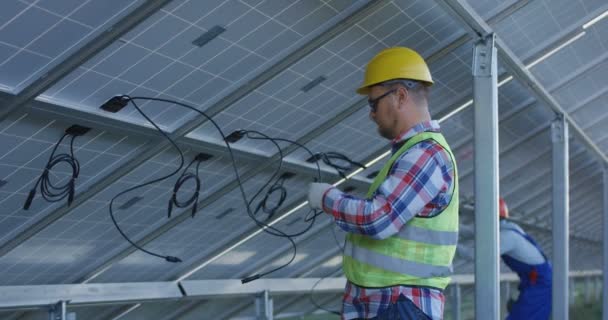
[343,131,459,289]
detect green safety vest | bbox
[343,131,459,289]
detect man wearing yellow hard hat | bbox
[308,47,459,319]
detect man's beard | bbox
[377,119,397,140]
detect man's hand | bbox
[307,183,333,210]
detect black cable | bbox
[235,130,321,283]
[309,265,343,316]
[107,96,353,280]
[253,176,287,221]
[108,98,185,263]
[168,157,202,219]
[111,96,320,271]
[238,130,324,235]
[315,151,366,179]
[23,133,80,210]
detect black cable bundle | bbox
[103,96,323,267]
[168,156,203,219]
[23,126,88,210]
[253,174,287,221]
[100,95,352,279]
[311,151,366,179]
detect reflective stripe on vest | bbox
[344,241,453,278]
[395,224,458,245]
[343,131,459,289]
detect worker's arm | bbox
[500,228,516,255]
[322,141,453,240]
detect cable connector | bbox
[225,130,245,143]
[23,189,36,210]
[191,194,198,218]
[241,274,261,284]
[279,171,296,180]
[165,256,182,263]
[100,96,129,113]
[305,153,323,163]
[195,153,213,162]
[167,200,174,219]
[67,179,75,206]
[65,125,91,136]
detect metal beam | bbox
[472,33,500,320]
[255,290,273,320]
[0,282,182,310]
[552,116,570,320]
[192,234,343,320]
[179,278,345,299]
[451,284,462,320]
[0,0,174,122]
[2,92,371,192]
[604,164,608,320]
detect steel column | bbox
[255,290,273,320]
[473,33,500,320]
[604,164,608,320]
[552,116,570,320]
[451,284,462,320]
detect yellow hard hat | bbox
[356,47,433,95]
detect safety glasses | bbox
[368,89,397,112]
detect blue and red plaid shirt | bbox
[322,121,455,320]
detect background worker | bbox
[500,197,552,320]
[307,47,459,320]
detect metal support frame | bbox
[604,164,608,320]
[48,301,70,320]
[0,282,182,310]
[586,277,592,304]
[596,276,601,303]
[255,290,273,320]
[451,284,462,320]
[552,116,570,320]
[569,278,575,306]
[472,32,500,320]
[0,271,601,312]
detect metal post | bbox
[552,115,569,320]
[604,164,608,320]
[473,33,500,320]
[49,301,67,320]
[503,281,512,316]
[451,284,462,320]
[255,290,273,320]
[569,278,575,306]
[586,277,592,305]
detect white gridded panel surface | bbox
[41,0,366,130]
[0,0,143,93]
[187,0,466,155]
[493,0,607,58]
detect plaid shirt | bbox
[322,121,454,320]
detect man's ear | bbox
[397,87,408,108]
